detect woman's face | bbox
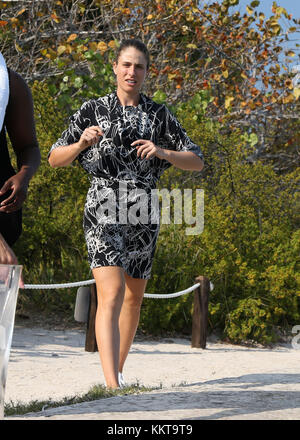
[113,46,148,95]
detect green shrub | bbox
[140,98,299,342]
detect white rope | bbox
[23,279,96,290]
[144,282,214,298]
[144,283,200,299]
[24,279,213,298]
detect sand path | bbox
[4,326,300,420]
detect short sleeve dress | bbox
[49,91,204,279]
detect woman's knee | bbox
[99,285,125,310]
[123,275,147,309]
[93,266,125,312]
[122,288,144,310]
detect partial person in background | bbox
[0,52,40,283]
[0,52,9,130]
[0,52,14,263]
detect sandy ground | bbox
[4,325,300,420]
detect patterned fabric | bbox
[50,91,203,278]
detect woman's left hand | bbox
[131,139,166,160]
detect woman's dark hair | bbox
[115,39,150,70]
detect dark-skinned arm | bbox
[0,70,40,213]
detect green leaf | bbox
[153,90,167,103]
[186,43,197,49]
[293,88,300,100]
[74,77,83,88]
[249,132,258,146]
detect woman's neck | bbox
[116,88,140,107]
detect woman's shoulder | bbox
[78,92,115,111]
[76,98,97,114]
[94,92,116,107]
[140,93,168,115]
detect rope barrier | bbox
[23,279,96,290]
[24,279,214,298]
[144,283,200,299]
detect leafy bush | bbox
[140,96,299,342]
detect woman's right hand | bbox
[49,126,104,168]
[78,126,103,151]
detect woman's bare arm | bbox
[48,126,103,167]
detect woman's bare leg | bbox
[118,274,148,374]
[92,266,125,389]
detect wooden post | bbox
[85,283,98,352]
[191,276,210,349]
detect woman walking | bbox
[48,39,204,388]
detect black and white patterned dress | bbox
[49,92,203,279]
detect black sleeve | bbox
[48,100,96,156]
[159,104,204,161]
